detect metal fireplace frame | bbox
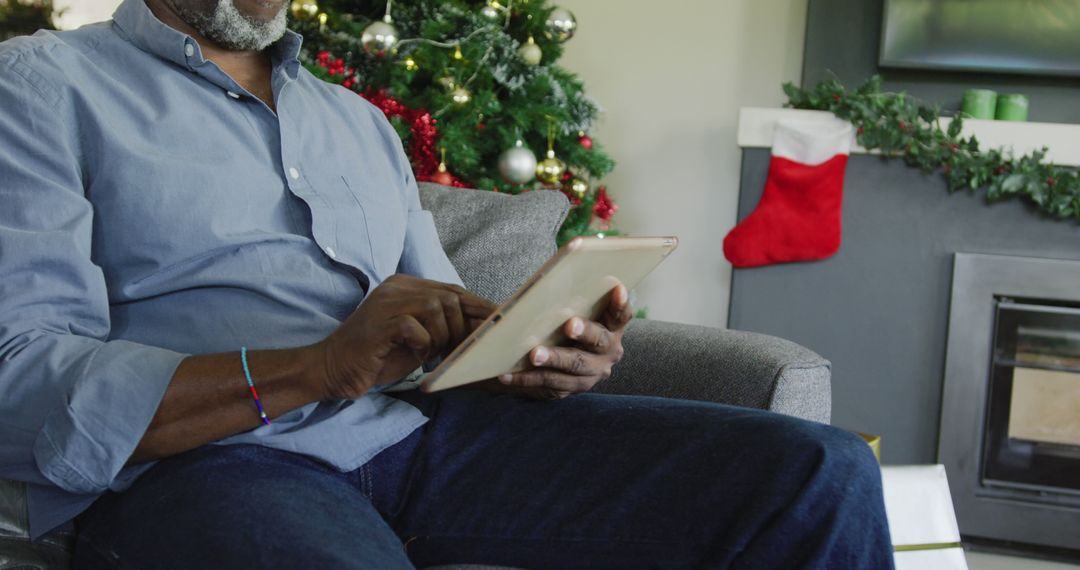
[940,252,1080,551]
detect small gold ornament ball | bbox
[451,86,472,105]
[290,0,319,20]
[569,178,589,199]
[437,76,457,91]
[545,8,577,42]
[360,17,399,56]
[536,151,567,186]
[518,36,542,66]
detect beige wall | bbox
[54,0,120,29]
[560,1,807,327]
[59,0,807,329]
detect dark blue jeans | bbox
[73,390,893,569]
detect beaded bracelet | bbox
[240,347,271,426]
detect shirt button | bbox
[288,167,300,180]
[325,246,337,259]
[185,43,194,57]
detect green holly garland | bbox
[783,76,1080,221]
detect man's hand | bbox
[311,275,496,400]
[497,283,632,400]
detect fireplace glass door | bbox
[983,299,1080,503]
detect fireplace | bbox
[940,253,1080,552]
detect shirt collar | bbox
[112,0,303,73]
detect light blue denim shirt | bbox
[0,0,463,539]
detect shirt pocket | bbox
[338,175,407,282]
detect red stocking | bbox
[723,118,853,268]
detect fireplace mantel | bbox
[737,107,1080,167]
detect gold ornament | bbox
[544,8,577,42]
[402,57,419,71]
[290,0,319,20]
[536,150,566,186]
[437,76,457,91]
[317,12,328,31]
[498,140,538,184]
[518,35,542,66]
[360,15,399,56]
[451,86,472,105]
[569,178,589,199]
[453,45,465,61]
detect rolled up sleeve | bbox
[399,207,464,287]
[381,116,463,288]
[0,51,187,495]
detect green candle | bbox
[995,94,1029,122]
[961,89,997,119]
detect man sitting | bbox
[0,0,893,567]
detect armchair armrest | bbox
[593,320,831,424]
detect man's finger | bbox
[428,280,498,317]
[529,345,597,376]
[497,369,594,393]
[437,290,467,349]
[563,318,614,355]
[414,296,451,355]
[392,314,433,362]
[385,274,497,319]
[601,284,633,332]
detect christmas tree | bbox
[0,0,55,41]
[289,0,618,244]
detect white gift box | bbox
[881,465,968,570]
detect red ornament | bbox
[592,186,618,222]
[579,134,593,150]
[559,189,582,206]
[430,170,455,186]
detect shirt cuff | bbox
[33,340,187,494]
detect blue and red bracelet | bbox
[240,346,271,426]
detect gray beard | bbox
[169,0,288,52]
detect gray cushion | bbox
[597,319,832,424]
[418,182,570,304]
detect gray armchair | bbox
[0,183,830,569]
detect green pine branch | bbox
[784,76,1079,221]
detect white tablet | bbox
[420,236,678,392]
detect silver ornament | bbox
[480,4,501,20]
[361,17,399,56]
[545,8,577,42]
[498,141,538,184]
